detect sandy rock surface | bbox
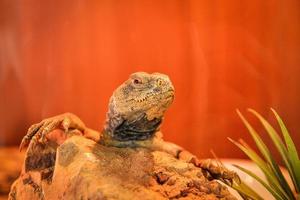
[9,136,236,200]
[0,147,24,200]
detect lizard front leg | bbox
[199,159,240,186]
[19,113,97,151]
[150,133,239,186]
[150,136,197,163]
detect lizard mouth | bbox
[134,90,174,103]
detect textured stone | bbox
[0,147,24,200]
[9,136,236,200]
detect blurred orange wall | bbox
[0,0,299,159]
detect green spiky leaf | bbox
[247,109,295,198]
[236,110,291,199]
[231,178,264,200]
[271,108,300,192]
[233,164,283,200]
[228,109,299,200]
[229,138,288,200]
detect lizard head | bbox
[104,72,174,141]
[110,72,174,120]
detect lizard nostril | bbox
[153,87,161,93]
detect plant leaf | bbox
[233,164,283,200]
[231,179,264,200]
[236,110,291,199]
[271,108,300,192]
[228,137,288,200]
[248,109,295,198]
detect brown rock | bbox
[0,147,24,199]
[9,136,236,200]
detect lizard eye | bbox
[157,79,163,86]
[133,78,142,84]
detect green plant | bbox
[226,109,300,200]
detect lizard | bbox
[19,72,239,185]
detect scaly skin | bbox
[101,72,175,145]
[19,72,239,185]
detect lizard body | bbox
[21,72,183,157]
[20,72,238,185]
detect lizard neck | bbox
[102,113,162,143]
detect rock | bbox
[0,147,24,199]
[9,136,236,200]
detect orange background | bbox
[1,0,299,159]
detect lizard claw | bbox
[199,159,240,186]
[19,122,46,151]
[19,113,85,151]
[177,151,240,186]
